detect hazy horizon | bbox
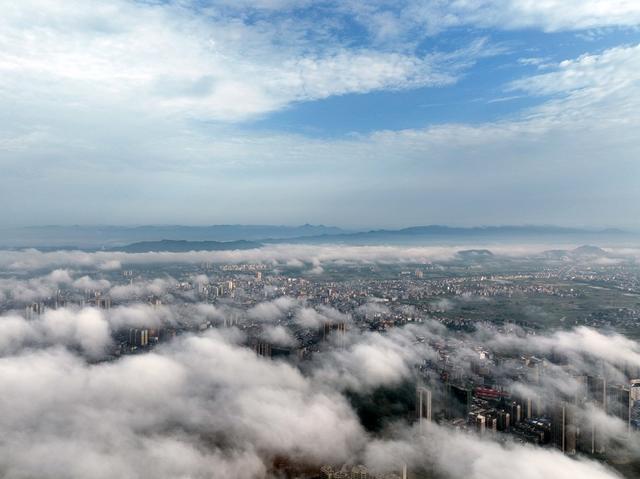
[2,222,637,231]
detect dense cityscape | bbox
[2,242,640,478]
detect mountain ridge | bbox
[1,224,633,250]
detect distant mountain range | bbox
[0,224,633,250]
[263,225,631,246]
[540,245,610,260]
[0,224,347,248]
[109,226,631,252]
[108,239,260,253]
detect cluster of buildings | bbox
[8,257,640,476]
[319,464,404,479]
[415,354,640,459]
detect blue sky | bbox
[247,26,640,136]
[1,1,640,228]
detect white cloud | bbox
[2,240,637,274]
[246,296,300,322]
[365,423,622,479]
[0,269,96,303]
[295,305,351,329]
[0,244,556,271]
[352,0,640,37]
[108,303,173,330]
[1,2,639,228]
[0,286,638,477]
[0,334,364,478]
[6,39,638,227]
[490,326,640,370]
[458,0,640,32]
[109,277,178,300]
[0,0,468,125]
[0,308,111,358]
[513,42,640,90]
[312,327,430,391]
[261,324,297,346]
[0,304,173,357]
[72,275,111,291]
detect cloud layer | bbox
[1,245,640,478]
[2,1,640,226]
[0,302,637,478]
